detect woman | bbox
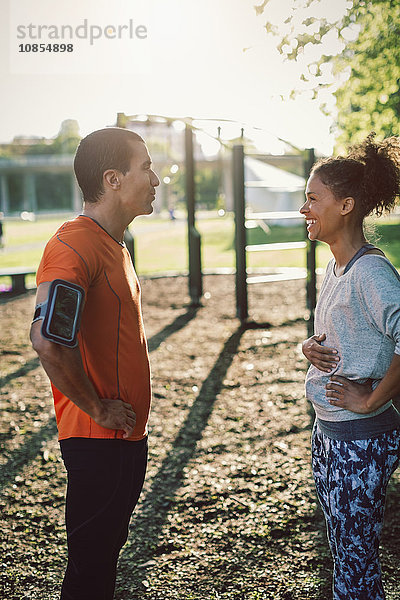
[300,133,400,600]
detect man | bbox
[30,127,160,600]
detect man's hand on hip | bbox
[93,399,136,439]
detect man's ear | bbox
[103,170,120,190]
[340,196,355,216]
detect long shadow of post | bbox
[119,326,245,569]
[147,307,199,354]
[0,357,40,388]
[0,419,58,492]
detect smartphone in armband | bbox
[33,279,85,347]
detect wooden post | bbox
[185,123,202,306]
[233,144,248,323]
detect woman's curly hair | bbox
[310,133,400,218]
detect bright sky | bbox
[1,0,350,154]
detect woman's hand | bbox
[302,333,340,372]
[326,376,374,414]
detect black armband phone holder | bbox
[32,279,85,347]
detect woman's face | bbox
[300,174,345,243]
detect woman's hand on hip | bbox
[302,333,340,372]
[326,376,374,414]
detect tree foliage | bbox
[334,1,400,150]
[257,0,400,150]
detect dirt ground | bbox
[1,275,399,600]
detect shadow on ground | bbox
[117,327,244,573]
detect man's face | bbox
[118,141,160,219]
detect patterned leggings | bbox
[312,423,400,600]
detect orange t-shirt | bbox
[36,215,151,441]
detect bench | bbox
[0,267,36,294]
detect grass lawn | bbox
[0,212,399,289]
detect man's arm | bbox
[30,282,136,438]
[326,353,400,414]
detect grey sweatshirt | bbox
[305,254,400,422]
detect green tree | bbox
[26,119,81,155]
[333,1,400,150]
[171,166,220,210]
[257,0,400,150]
[196,167,220,210]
